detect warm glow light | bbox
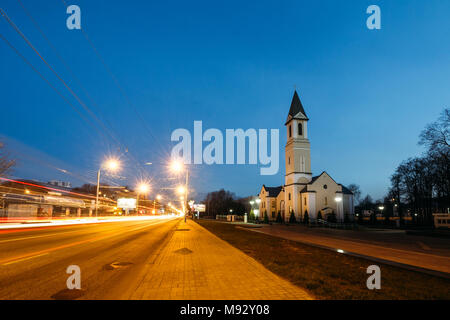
[170,160,184,173]
[177,185,186,195]
[137,183,150,194]
[250,200,255,205]
[104,158,120,172]
[156,194,162,201]
[378,206,385,210]
[255,199,261,204]
[335,197,342,202]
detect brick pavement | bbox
[127,219,312,300]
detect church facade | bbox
[258,91,354,223]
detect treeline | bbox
[387,108,449,225]
[202,189,250,216]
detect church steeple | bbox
[286,90,309,125]
[284,90,312,185]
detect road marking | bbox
[418,241,431,251]
[0,218,177,266]
[0,230,80,243]
[2,253,48,266]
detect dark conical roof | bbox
[286,90,308,124]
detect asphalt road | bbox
[0,217,181,299]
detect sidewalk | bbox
[126,219,312,300]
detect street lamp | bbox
[153,194,162,215]
[171,159,190,218]
[335,196,342,222]
[95,157,121,218]
[136,182,150,215]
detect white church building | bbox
[258,91,354,223]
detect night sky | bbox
[1,0,449,201]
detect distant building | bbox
[48,180,72,188]
[259,91,355,223]
[433,213,450,229]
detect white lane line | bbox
[0,230,80,244]
[2,253,49,266]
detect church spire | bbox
[286,90,308,124]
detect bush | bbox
[344,213,350,223]
[303,210,309,224]
[289,211,297,224]
[276,211,283,223]
[249,211,255,222]
[327,211,337,223]
[317,211,323,221]
[370,212,377,225]
[263,211,269,224]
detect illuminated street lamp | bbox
[95,157,121,218]
[153,194,162,215]
[334,196,342,221]
[170,159,190,218]
[136,182,150,215]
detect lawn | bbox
[196,219,450,300]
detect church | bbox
[258,91,354,223]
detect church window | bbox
[325,197,328,205]
[288,193,291,200]
[298,123,303,136]
[288,157,290,164]
[323,184,328,189]
[304,197,306,205]
[289,125,292,137]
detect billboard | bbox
[193,204,206,212]
[117,198,136,209]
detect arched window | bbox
[298,122,303,136]
[289,125,292,138]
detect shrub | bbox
[276,211,283,223]
[303,210,309,224]
[317,211,323,221]
[263,211,269,224]
[327,211,337,223]
[289,211,297,224]
[344,213,350,223]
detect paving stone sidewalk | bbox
[127,219,312,300]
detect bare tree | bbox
[419,108,450,158]
[347,184,361,204]
[0,142,15,176]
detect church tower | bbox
[284,91,312,218]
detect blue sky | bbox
[1,0,449,201]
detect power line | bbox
[12,0,151,180]
[59,0,169,159]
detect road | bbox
[0,217,180,299]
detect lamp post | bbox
[154,194,162,215]
[171,160,189,219]
[335,196,342,222]
[95,158,120,218]
[136,183,150,215]
[255,198,261,219]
